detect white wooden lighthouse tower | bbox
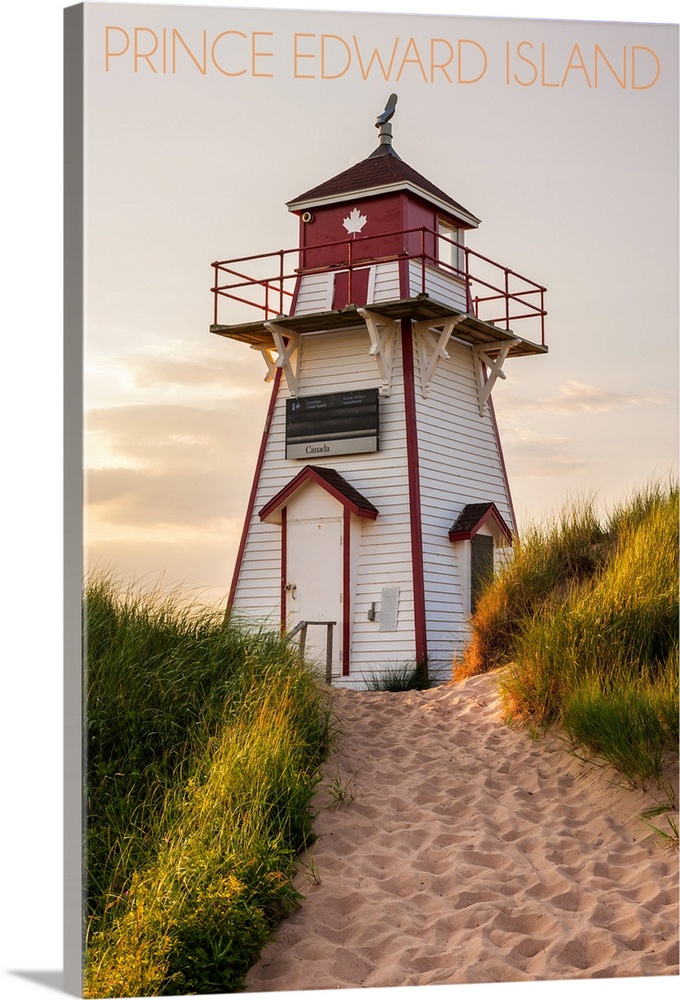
[211,96,547,687]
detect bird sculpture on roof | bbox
[376,93,398,127]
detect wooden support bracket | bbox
[357,308,398,397]
[413,316,464,397]
[250,344,278,383]
[473,339,521,415]
[265,322,302,396]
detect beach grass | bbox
[84,576,332,997]
[364,660,432,691]
[457,480,679,788]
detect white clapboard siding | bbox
[297,331,415,681]
[232,324,418,685]
[232,313,516,688]
[295,262,400,316]
[370,262,401,303]
[409,260,467,311]
[294,273,333,314]
[414,336,514,679]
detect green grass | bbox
[363,661,432,691]
[458,480,679,790]
[457,496,608,678]
[84,576,333,997]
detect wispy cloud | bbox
[86,467,235,527]
[86,347,269,409]
[85,402,263,529]
[508,380,667,415]
[503,429,587,478]
[125,354,259,393]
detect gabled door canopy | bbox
[259,465,379,525]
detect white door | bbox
[286,517,343,679]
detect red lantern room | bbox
[211,95,547,687]
[287,97,480,314]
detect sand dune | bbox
[244,671,679,991]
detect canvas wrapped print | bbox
[65,2,678,998]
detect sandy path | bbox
[245,671,679,990]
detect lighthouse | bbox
[211,96,547,687]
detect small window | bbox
[470,534,494,613]
[438,220,464,275]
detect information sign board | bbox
[286,388,379,459]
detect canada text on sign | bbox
[286,389,379,460]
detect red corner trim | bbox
[398,255,411,299]
[487,390,517,534]
[401,317,428,669]
[227,368,282,610]
[342,507,351,676]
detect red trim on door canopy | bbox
[227,368,283,611]
[448,502,512,545]
[342,507,351,676]
[280,506,287,633]
[401,317,428,672]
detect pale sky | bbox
[3,3,679,998]
[81,2,678,606]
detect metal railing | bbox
[286,620,336,684]
[211,226,546,345]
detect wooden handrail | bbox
[286,620,337,684]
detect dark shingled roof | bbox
[287,146,480,226]
[448,502,512,544]
[307,466,379,516]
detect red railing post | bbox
[213,262,219,325]
[420,227,426,293]
[504,268,510,329]
[279,250,284,316]
[541,288,545,345]
[465,246,472,312]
